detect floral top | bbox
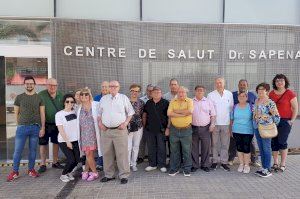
[253,98,280,127]
[128,99,145,132]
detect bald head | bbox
[46,78,58,95]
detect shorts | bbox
[233,133,254,153]
[39,123,59,145]
[272,119,291,151]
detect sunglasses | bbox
[65,100,75,104]
[80,93,89,96]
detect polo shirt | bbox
[192,97,216,127]
[207,90,233,125]
[168,97,193,128]
[38,90,64,124]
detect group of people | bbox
[7,74,298,184]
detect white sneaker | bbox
[132,166,138,172]
[237,164,244,173]
[67,173,75,180]
[145,166,157,171]
[160,167,167,173]
[228,161,234,166]
[60,175,70,183]
[243,165,250,174]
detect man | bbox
[143,86,169,173]
[94,81,109,101]
[167,86,194,177]
[98,81,134,184]
[7,76,45,181]
[191,85,216,172]
[138,84,154,163]
[228,79,260,166]
[38,78,64,173]
[208,77,233,171]
[163,78,179,101]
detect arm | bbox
[269,101,281,125]
[39,106,45,137]
[14,106,20,125]
[118,115,133,130]
[57,125,72,149]
[142,112,147,127]
[290,97,298,125]
[173,109,192,115]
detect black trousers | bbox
[228,136,257,162]
[147,131,166,167]
[59,141,80,175]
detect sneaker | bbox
[200,167,210,172]
[254,168,263,176]
[38,165,47,173]
[237,164,244,172]
[67,173,75,181]
[81,171,89,180]
[220,164,230,171]
[60,174,70,182]
[28,169,39,178]
[87,172,99,181]
[183,170,191,177]
[228,161,234,166]
[145,166,157,172]
[132,166,138,172]
[168,170,179,176]
[259,169,272,178]
[52,162,64,169]
[7,171,19,182]
[96,165,103,171]
[211,163,218,170]
[137,157,144,164]
[160,167,167,173]
[243,165,250,174]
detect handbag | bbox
[258,122,278,138]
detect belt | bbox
[173,124,191,130]
[105,125,120,130]
[192,124,210,128]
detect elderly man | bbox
[167,86,193,177]
[191,85,216,172]
[94,81,109,102]
[38,78,64,173]
[208,77,233,171]
[98,81,134,184]
[229,79,260,166]
[163,78,179,101]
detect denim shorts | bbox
[271,119,292,151]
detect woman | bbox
[55,94,80,182]
[253,83,280,178]
[74,89,81,111]
[76,88,101,181]
[269,74,298,172]
[128,84,145,171]
[230,92,254,174]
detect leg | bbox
[28,125,40,170]
[169,127,181,171]
[138,129,147,159]
[228,136,237,162]
[191,127,200,169]
[198,125,211,168]
[85,150,97,173]
[219,125,230,164]
[52,144,59,164]
[101,130,116,178]
[147,132,157,167]
[131,128,143,167]
[243,134,253,167]
[12,126,28,172]
[59,142,76,175]
[156,132,167,168]
[180,128,193,172]
[277,119,291,167]
[233,133,244,165]
[261,138,272,170]
[250,140,257,163]
[127,132,133,166]
[211,126,221,164]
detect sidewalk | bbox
[1,155,300,199]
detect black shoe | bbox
[120,178,128,184]
[211,163,218,170]
[38,165,47,173]
[201,166,210,172]
[100,177,115,183]
[191,167,198,172]
[168,170,179,176]
[183,170,191,177]
[220,164,230,171]
[52,162,64,169]
[258,169,272,178]
[137,157,144,164]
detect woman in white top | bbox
[55,94,80,182]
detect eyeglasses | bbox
[48,84,58,87]
[65,100,75,104]
[130,90,140,93]
[109,85,119,88]
[276,79,285,83]
[80,93,89,96]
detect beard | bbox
[26,87,34,92]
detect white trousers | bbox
[128,127,143,167]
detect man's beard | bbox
[26,87,34,92]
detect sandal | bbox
[279,165,286,172]
[271,164,279,172]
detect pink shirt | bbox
[192,97,216,126]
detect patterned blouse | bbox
[128,99,145,132]
[253,98,280,127]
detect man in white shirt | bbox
[98,81,135,184]
[207,77,233,171]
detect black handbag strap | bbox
[274,90,287,104]
[47,91,59,112]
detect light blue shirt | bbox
[230,103,254,134]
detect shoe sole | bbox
[7,176,19,182]
[183,173,191,177]
[259,173,272,178]
[168,171,179,176]
[145,168,157,172]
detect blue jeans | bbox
[13,125,40,172]
[169,126,192,172]
[96,156,103,166]
[254,129,271,170]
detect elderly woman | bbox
[253,83,280,178]
[230,91,254,174]
[76,88,101,181]
[269,74,298,172]
[127,84,144,172]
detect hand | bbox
[118,122,128,130]
[288,120,293,126]
[99,123,107,131]
[39,128,45,138]
[209,125,215,133]
[165,128,170,136]
[228,129,233,137]
[67,142,73,149]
